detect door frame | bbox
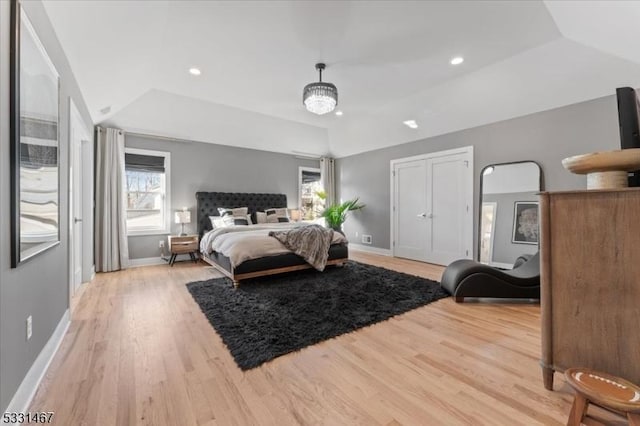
[480,201,497,265]
[68,98,92,309]
[390,146,474,261]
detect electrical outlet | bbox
[26,315,32,340]
[362,235,372,244]
[159,240,165,248]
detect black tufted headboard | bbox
[196,192,288,238]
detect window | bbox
[125,148,170,235]
[298,167,323,220]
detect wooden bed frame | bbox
[196,191,348,286]
[201,255,346,287]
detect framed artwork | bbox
[512,202,539,245]
[10,0,61,267]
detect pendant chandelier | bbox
[303,63,338,115]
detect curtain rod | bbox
[96,126,123,135]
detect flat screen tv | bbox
[616,87,640,187]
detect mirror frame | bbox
[10,0,61,268]
[477,161,543,263]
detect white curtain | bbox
[95,127,129,272]
[320,157,336,206]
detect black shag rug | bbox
[186,261,448,370]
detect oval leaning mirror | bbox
[478,161,542,269]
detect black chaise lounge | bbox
[441,252,540,303]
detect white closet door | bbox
[393,159,428,261]
[391,147,473,266]
[425,153,471,265]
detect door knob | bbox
[417,213,426,218]
[74,217,83,223]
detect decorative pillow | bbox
[218,207,249,226]
[209,215,228,229]
[232,217,250,226]
[209,208,250,229]
[256,211,267,224]
[265,208,290,223]
[218,207,248,217]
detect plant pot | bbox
[330,225,345,236]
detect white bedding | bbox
[200,223,347,268]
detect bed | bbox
[196,192,348,286]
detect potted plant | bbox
[320,197,365,234]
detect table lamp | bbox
[289,209,301,222]
[175,208,191,236]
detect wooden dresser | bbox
[539,188,640,390]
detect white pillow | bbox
[209,216,228,229]
[218,207,248,217]
[256,211,267,224]
[209,213,252,228]
[216,207,250,226]
[265,208,290,223]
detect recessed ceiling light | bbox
[189,67,201,76]
[450,56,464,65]
[403,120,418,129]
[99,105,111,115]
[335,110,343,116]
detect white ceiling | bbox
[42,0,640,157]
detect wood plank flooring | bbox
[28,252,624,425]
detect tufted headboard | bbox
[195,192,288,238]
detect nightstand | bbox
[167,235,199,266]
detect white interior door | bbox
[391,147,473,266]
[70,124,83,295]
[393,159,428,261]
[425,153,471,265]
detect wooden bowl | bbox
[562,148,640,189]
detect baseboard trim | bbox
[4,309,70,414]
[349,243,392,256]
[128,257,167,268]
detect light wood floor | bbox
[28,252,623,425]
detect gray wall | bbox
[125,134,319,259]
[0,1,93,412]
[483,192,539,265]
[336,95,620,254]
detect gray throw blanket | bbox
[269,224,335,271]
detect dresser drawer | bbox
[168,236,198,254]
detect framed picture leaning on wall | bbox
[10,0,61,267]
[512,201,539,245]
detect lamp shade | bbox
[290,209,301,222]
[175,210,191,224]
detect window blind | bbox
[125,153,165,173]
[301,170,321,184]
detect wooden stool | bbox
[565,368,640,426]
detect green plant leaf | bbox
[320,198,365,228]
